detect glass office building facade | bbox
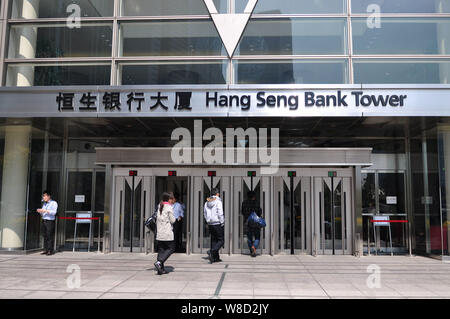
[0,0,449,258]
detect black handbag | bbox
[144,212,157,232]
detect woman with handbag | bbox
[154,192,176,275]
[241,191,263,257]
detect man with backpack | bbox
[203,188,224,263]
[241,191,263,257]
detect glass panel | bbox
[26,135,62,250]
[323,180,333,250]
[123,179,142,249]
[6,63,111,86]
[353,59,450,84]
[352,0,450,13]
[362,172,376,253]
[11,0,114,18]
[121,0,227,16]
[438,132,450,256]
[352,18,450,55]
[8,23,113,58]
[26,170,43,250]
[378,173,405,215]
[95,172,105,212]
[66,171,92,211]
[120,61,227,85]
[235,60,348,84]
[283,181,291,250]
[334,180,342,250]
[120,21,224,56]
[237,18,347,55]
[236,0,346,14]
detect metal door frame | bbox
[112,175,149,253]
[313,169,353,255]
[230,170,271,255]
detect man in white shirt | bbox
[37,190,58,256]
[172,192,185,252]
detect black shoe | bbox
[46,251,53,256]
[154,261,164,275]
[207,250,214,263]
[40,251,48,255]
[214,258,223,263]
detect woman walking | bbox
[154,192,176,275]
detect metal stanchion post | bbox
[97,217,101,253]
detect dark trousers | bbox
[209,224,224,260]
[173,219,183,250]
[41,220,55,252]
[157,240,176,265]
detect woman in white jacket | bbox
[154,192,176,275]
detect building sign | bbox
[1,86,450,118]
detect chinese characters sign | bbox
[1,86,447,117]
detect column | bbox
[0,124,31,249]
[0,0,38,249]
[10,0,40,86]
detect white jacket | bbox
[203,196,224,226]
[156,203,176,241]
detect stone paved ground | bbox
[0,252,449,299]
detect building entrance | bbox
[111,167,354,255]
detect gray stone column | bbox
[9,0,39,86]
[0,124,31,249]
[0,0,38,249]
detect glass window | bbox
[352,0,450,13]
[66,171,92,211]
[120,21,224,57]
[378,173,405,215]
[6,63,111,86]
[234,60,348,84]
[95,171,105,212]
[8,23,113,58]
[352,18,450,55]
[237,18,347,56]
[120,61,228,85]
[121,0,227,16]
[236,0,346,14]
[353,59,450,84]
[11,0,114,18]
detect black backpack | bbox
[144,212,157,232]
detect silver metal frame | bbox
[109,166,355,255]
[3,0,450,86]
[361,169,410,255]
